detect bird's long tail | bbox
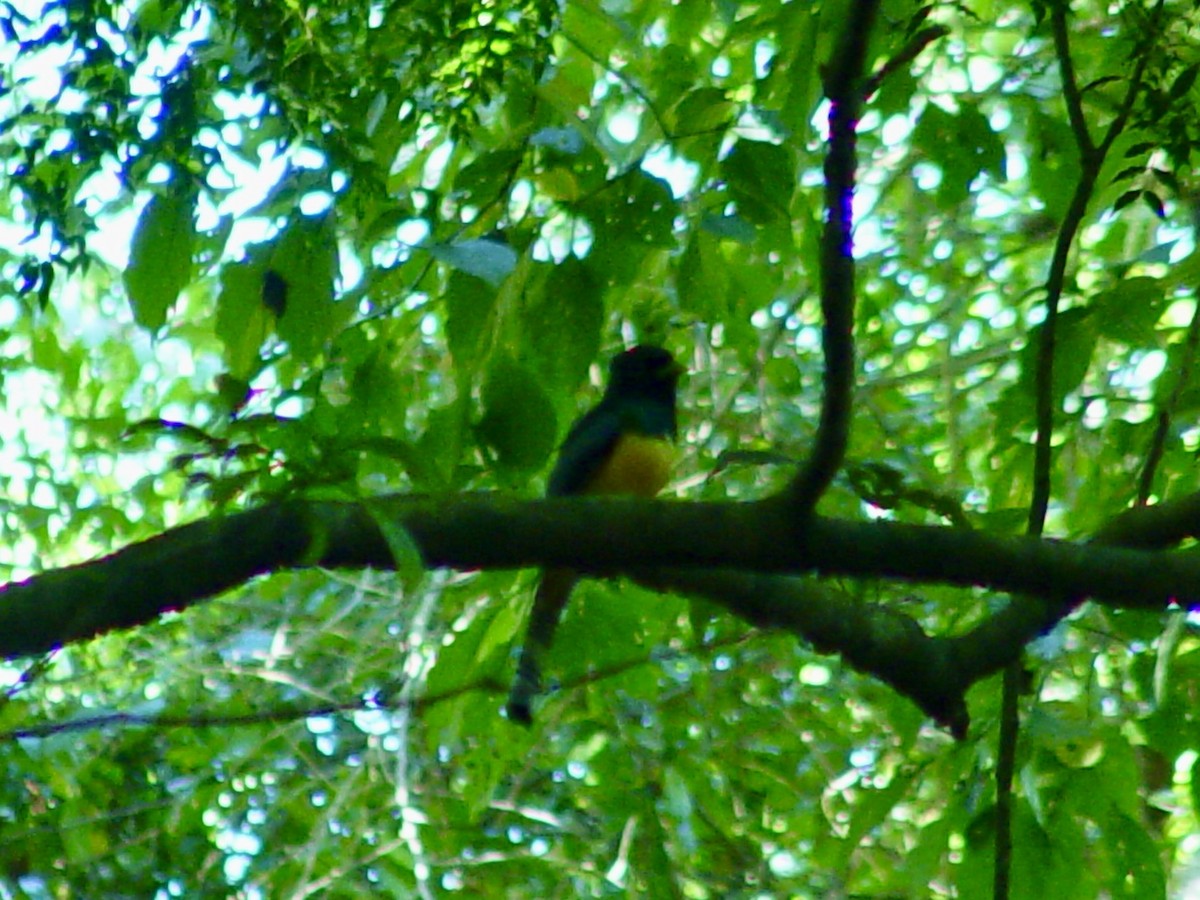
[506,568,578,725]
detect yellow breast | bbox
[585,434,675,497]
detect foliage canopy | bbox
[1,0,1199,896]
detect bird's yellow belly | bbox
[585,434,675,496]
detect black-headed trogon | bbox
[506,345,683,725]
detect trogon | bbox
[506,345,684,725]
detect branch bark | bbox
[6,491,1200,726]
[788,0,879,514]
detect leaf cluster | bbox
[0,0,1199,896]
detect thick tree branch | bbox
[6,493,1200,659]
[1095,490,1200,548]
[648,568,970,736]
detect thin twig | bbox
[560,29,674,139]
[1137,300,1200,505]
[1049,9,1094,158]
[0,675,495,742]
[863,26,949,99]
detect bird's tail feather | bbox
[506,569,577,725]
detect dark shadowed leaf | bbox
[478,355,557,473]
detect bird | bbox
[505,345,683,725]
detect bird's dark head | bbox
[606,346,684,398]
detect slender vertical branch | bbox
[1028,1,1156,528]
[1049,8,1094,157]
[1138,302,1200,505]
[992,661,1021,900]
[995,4,1159,898]
[788,0,881,514]
[996,7,1092,895]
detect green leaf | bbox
[668,87,734,135]
[421,575,524,748]
[413,400,468,490]
[422,603,498,748]
[552,581,685,683]
[1026,109,1081,218]
[453,148,525,203]
[1090,276,1163,344]
[700,213,757,243]
[270,212,347,363]
[1169,62,1199,100]
[445,270,498,373]
[530,127,585,156]
[1112,188,1141,212]
[956,100,1007,182]
[1141,190,1166,218]
[757,4,819,143]
[677,230,730,319]
[477,355,557,474]
[522,257,604,394]
[1166,250,1200,291]
[473,586,527,672]
[1190,755,1200,828]
[836,766,920,867]
[1017,307,1097,407]
[365,500,425,590]
[912,102,1005,206]
[427,238,518,287]
[215,246,273,379]
[628,781,682,898]
[721,139,795,225]
[1109,812,1166,897]
[580,170,678,286]
[594,170,677,243]
[123,185,196,331]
